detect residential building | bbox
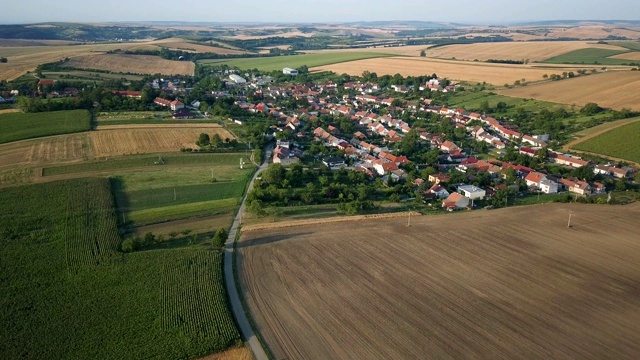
[442,192,470,211]
[283,68,299,76]
[457,184,486,200]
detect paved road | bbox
[224,146,272,360]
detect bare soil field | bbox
[239,202,640,360]
[313,57,599,85]
[425,41,627,62]
[65,54,194,76]
[498,71,640,111]
[90,126,234,157]
[0,133,92,169]
[609,52,640,60]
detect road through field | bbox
[224,145,272,360]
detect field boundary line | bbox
[242,211,421,233]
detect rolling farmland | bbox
[90,124,234,157]
[424,41,628,62]
[66,54,195,76]
[572,120,640,164]
[0,178,240,359]
[0,110,91,144]
[498,71,640,111]
[0,132,92,170]
[543,48,636,65]
[239,203,640,360]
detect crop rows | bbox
[0,110,91,144]
[162,251,240,349]
[64,179,121,274]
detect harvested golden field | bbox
[65,54,194,76]
[239,203,640,360]
[425,41,627,62]
[198,346,254,360]
[151,39,246,54]
[0,39,78,46]
[313,57,597,85]
[609,52,640,60]
[498,71,640,111]
[90,125,234,157]
[546,26,640,40]
[0,133,92,169]
[305,45,431,57]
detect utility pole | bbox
[567,211,573,228]
[174,187,177,201]
[407,211,411,227]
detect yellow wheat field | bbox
[65,54,195,76]
[498,71,640,111]
[609,52,640,61]
[424,41,628,62]
[313,57,600,85]
[0,133,92,169]
[90,126,234,157]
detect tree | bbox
[571,165,595,182]
[580,102,603,116]
[420,50,426,57]
[196,133,210,146]
[211,228,228,247]
[543,74,548,79]
[0,57,7,63]
[262,164,286,184]
[211,133,223,148]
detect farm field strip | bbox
[543,48,637,65]
[65,54,195,76]
[312,56,601,85]
[424,41,628,62]
[96,123,225,130]
[239,203,640,360]
[0,132,93,170]
[198,52,396,71]
[90,127,234,157]
[571,120,640,164]
[498,71,640,111]
[0,109,91,145]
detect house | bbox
[440,141,460,153]
[442,192,470,211]
[272,145,299,166]
[519,147,537,157]
[457,184,486,200]
[549,153,589,168]
[37,79,56,93]
[373,161,399,176]
[323,156,346,168]
[172,109,193,119]
[525,172,558,194]
[154,97,172,107]
[283,67,298,76]
[170,100,184,111]
[560,178,592,196]
[429,173,451,184]
[229,74,247,84]
[427,184,450,199]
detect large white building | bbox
[283,67,299,76]
[229,74,247,84]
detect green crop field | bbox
[43,152,251,176]
[198,52,395,71]
[446,90,566,115]
[543,48,638,65]
[0,109,91,144]
[572,120,640,163]
[0,178,240,359]
[611,41,640,51]
[123,182,247,211]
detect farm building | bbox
[229,74,247,84]
[283,67,299,76]
[170,100,184,111]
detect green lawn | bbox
[446,91,566,115]
[573,120,640,163]
[0,179,239,359]
[0,109,91,144]
[198,52,395,71]
[543,48,638,65]
[127,198,239,225]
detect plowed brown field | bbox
[90,125,234,157]
[239,203,640,360]
[498,71,640,111]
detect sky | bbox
[3,0,640,24]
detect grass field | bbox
[0,110,91,144]
[498,71,640,111]
[66,54,195,76]
[572,120,640,163]
[543,48,637,65]
[312,57,600,85]
[42,70,144,82]
[238,202,640,359]
[198,52,395,71]
[0,178,240,359]
[446,91,566,114]
[425,41,628,62]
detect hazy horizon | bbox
[3,0,640,25]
